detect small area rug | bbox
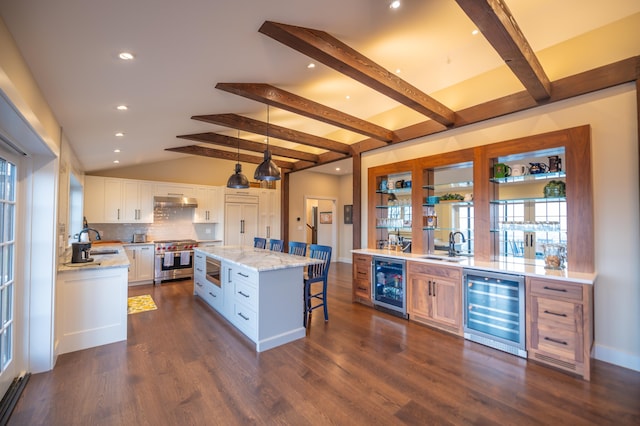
[127,295,158,315]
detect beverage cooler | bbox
[372,257,407,318]
[463,268,526,358]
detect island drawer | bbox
[232,302,257,339]
[227,264,257,287]
[233,280,258,310]
[536,298,576,330]
[407,261,461,280]
[195,279,223,311]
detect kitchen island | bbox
[56,243,130,355]
[194,245,322,352]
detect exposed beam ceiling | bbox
[177,132,319,163]
[165,145,297,170]
[258,20,456,127]
[455,0,552,101]
[191,113,352,155]
[215,83,398,143]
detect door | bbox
[0,151,18,396]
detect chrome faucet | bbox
[77,228,102,242]
[448,231,466,257]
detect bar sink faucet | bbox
[448,231,466,257]
[77,228,102,242]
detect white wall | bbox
[361,83,640,372]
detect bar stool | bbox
[303,244,332,327]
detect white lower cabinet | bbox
[123,244,155,284]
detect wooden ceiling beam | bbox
[259,21,456,127]
[455,0,551,101]
[191,113,352,155]
[177,132,319,163]
[165,145,295,170]
[215,82,398,143]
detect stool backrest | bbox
[307,244,332,280]
[288,241,307,257]
[254,237,267,249]
[269,239,284,252]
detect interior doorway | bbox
[304,196,337,262]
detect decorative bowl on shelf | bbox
[544,180,566,197]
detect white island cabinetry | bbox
[194,246,321,351]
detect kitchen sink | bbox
[420,255,467,263]
[90,249,119,255]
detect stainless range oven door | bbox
[154,250,194,284]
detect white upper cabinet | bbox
[193,186,223,223]
[258,189,280,240]
[84,176,154,223]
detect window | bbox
[0,158,16,372]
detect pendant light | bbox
[226,130,250,188]
[254,105,281,181]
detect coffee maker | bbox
[71,242,93,263]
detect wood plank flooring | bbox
[9,263,640,425]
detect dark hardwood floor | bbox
[9,263,640,425]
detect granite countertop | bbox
[195,245,323,272]
[58,244,130,272]
[351,248,596,285]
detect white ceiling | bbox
[1,0,638,174]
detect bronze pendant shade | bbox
[254,106,281,181]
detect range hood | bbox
[154,196,198,208]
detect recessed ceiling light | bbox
[335,167,341,171]
[114,149,121,153]
[472,29,479,36]
[116,105,128,111]
[346,95,351,100]
[113,160,120,164]
[395,69,401,74]
[307,63,316,69]
[115,132,124,137]
[119,52,134,60]
[390,1,401,9]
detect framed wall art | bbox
[319,211,332,224]
[344,204,353,224]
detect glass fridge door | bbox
[373,258,406,315]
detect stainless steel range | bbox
[154,239,198,284]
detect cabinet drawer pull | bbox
[543,310,567,317]
[196,282,203,287]
[238,291,250,298]
[196,268,203,272]
[238,312,249,321]
[544,337,568,345]
[543,286,567,293]
[432,281,436,297]
[238,272,249,278]
[357,286,368,291]
[208,292,216,298]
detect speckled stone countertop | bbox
[195,246,323,272]
[58,244,130,272]
[351,248,596,285]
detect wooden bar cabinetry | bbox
[352,254,373,305]
[526,277,593,380]
[407,261,462,335]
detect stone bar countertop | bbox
[58,243,130,272]
[352,248,596,285]
[195,245,323,272]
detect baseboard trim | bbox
[594,344,640,372]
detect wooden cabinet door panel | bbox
[408,274,430,319]
[431,278,461,330]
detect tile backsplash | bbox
[86,206,220,242]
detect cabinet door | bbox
[103,179,123,222]
[408,272,430,320]
[225,204,244,246]
[137,182,155,223]
[242,203,259,245]
[124,247,136,282]
[193,186,212,223]
[430,277,461,331]
[122,180,140,222]
[352,255,372,302]
[83,176,105,223]
[136,245,155,281]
